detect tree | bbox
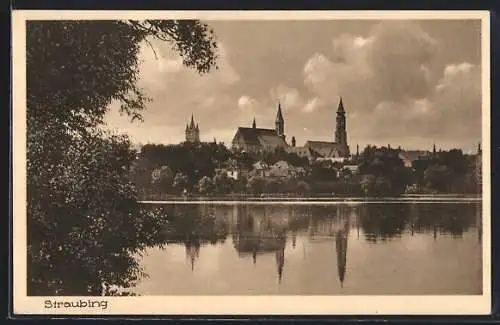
[247,176,267,195]
[360,175,377,196]
[173,172,190,194]
[424,165,452,193]
[151,165,174,193]
[357,146,410,196]
[196,176,214,195]
[212,170,233,194]
[296,181,311,194]
[27,20,218,295]
[28,130,166,295]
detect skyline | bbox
[102,19,483,153]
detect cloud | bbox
[302,21,481,150]
[103,39,242,144]
[302,97,321,113]
[238,95,259,111]
[102,20,481,151]
[269,84,302,110]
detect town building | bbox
[231,97,350,159]
[286,97,350,160]
[231,103,288,153]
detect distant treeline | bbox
[131,142,482,198]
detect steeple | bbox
[185,114,200,143]
[338,96,345,113]
[335,96,349,156]
[478,142,482,155]
[433,143,437,155]
[252,116,256,129]
[275,101,285,136]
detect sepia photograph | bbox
[12,10,490,315]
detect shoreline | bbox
[138,194,482,205]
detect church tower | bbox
[185,114,200,143]
[275,102,285,137]
[335,97,349,156]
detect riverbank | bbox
[138,193,482,204]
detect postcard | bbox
[11,10,491,315]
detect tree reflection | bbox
[409,203,478,238]
[358,203,479,242]
[359,204,410,243]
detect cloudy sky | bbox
[103,19,482,152]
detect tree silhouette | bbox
[27,20,218,295]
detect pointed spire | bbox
[478,142,482,155]
[252,116,256,128]
[337,96,345,113]
[195,123,199,130]
[433,143,437,155]
[356,144,359,156]
[276,101,284,122]
[190,114,195,128]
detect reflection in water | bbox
[137,202,481,295]
[335,216,349,288]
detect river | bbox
[132,200,482,295]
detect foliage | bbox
[139,142,231,188]
[247,176,267,194]
[28,131,165,295]
[358,146,412,196]
[411,148,479,194]
[27,19,218,295]
[196,176,215,195]
[261,148,309,167]
[212,170,233,194]
[151,165,174,192]
[296,181,311,194]
[173,172,190,194]
[309,161,339,182]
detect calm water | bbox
[133,201,482,295]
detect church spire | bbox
[335,96,349,156]
[275,101,284,136]
[276,101,284,122]
[478,142,482,155]
[338,96,345,113]
[252,116,256,129]
[190,114,195,128]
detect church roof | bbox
[233,127,287,147]
[305,141,344,158]
[398,150,430,163]
[286,146,320,159]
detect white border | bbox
[11,10,491,315]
